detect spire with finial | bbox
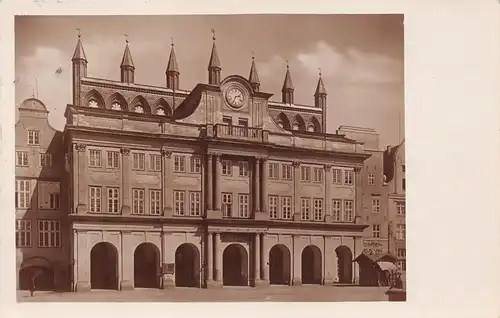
[248,52,260,92]
[166,37,180,90]
[72,29,87,106]
[208,28,221,85]
[314,68,327,133]
[120,35,135,84]
[281,61,294,104]
[314,68,327,96]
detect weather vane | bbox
[124,34,129,43]
[170,36,174,47]
[211,28,216,41]
[76,28,81,38]
[286,60,289,68]
[252,51,255,60]
[319,67,322,76]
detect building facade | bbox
[15,34,409,292]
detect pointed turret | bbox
[72,33,87,106]
[314,69,327,133]
[208,29,221,85]
[120,40,135,84]
[281,63,294,104]
[248,54,260,92]
[166,39,180,90]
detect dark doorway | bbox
[134,243,160,288]
[175,243,200,287]
[301,245,322,284]
[222,244,248,286]
[336,245,353,284]
[90,242,119,290]
[269,244,291,285]
[19,266,54,291]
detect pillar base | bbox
[323,278,335,286]
[206,209,222,219]
[121,205,131,215]
[254,279,269,288]
[206,280,223,288]
[162,277,176,288]
[120,280,134,291]
[76,204,87,214]
[75,281,91,292]
[292,278,302,286]
[324,215,333,223]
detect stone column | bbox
[261,158,269,213]
[292,161,301,221]
[206,154,213,211]
[253,233,261,286]
[162,232,175,287]
[324,165,332,222]
[354,167,363,224]
[254,158,261,213]
[323,236,335,285]
[206,232,214,286]
[75,143,88,214]
[214,155,222,211]
[353,236,362,285]
[120,231,134,290]
[120,148,131,215]
[75,230,90,291]
[261,233,269,283]
[213,233,223,285]
[162,148,173,217]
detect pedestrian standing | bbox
[29,275,36,297]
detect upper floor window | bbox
[269,196,278,219]
[372,224,381,238]
[174,190,186,216]
[221,160,232,176]
[27,130,40,145]
[402,178,406,191]
[344,200,354,222]
[402,164,406,173]
[133,153,145,171]
[300,198,311,221]
[40,153,52,167]
[150,190,162,215]
[372,199,380,213]
[282,164,292,180]
[222,193,232,217]
[313,167,323,183]
[15,179,31,209]
[238,118,248,127]
[132,189,145,215]
[397,248,406,258]
[38,181,60,210]
[398,260,406,272]
[238,194,250,218]
[238,161,249,177]
[222,116,232,126]
[107,188,120,214]
[190,191,201,216]
[89,150,102,167]
[368,173,375,185]
[89,186,102,213]
[269,163,279,179]
[332,169,342,184]
[300,166,310,182]
[190,156,202,173]
[38,220,61,248]
[107,151,120,169]
[313,198,323,221]
[397,202,406,215]
[396,224,406,240]
[344,170,354,185]
[16,220,32,248]
[16,151,29,166]
[174,155,186,173]
[281,196,292,219]
[150,154,162,171]
[332,199,342,222]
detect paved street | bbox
[18,285,389,302]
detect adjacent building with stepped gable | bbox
[15,33,405,292]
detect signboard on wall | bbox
[363,240,388,255]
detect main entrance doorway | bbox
[269,244,291,285]
[175,243,200,287]
[301,245,322,284]
[90,242,119,290]
[134,243,160,288]
[336,245,353,284]
[222,244,248,286]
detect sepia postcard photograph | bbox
[13,14,406,303]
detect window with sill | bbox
[38,220,61,248]
[300,166,310,182]
[149,154,162,171]
[397,248,406,258]
[132,189,145,215]
[16,151,29,166]
[372,224,381,238]
[238,194,250,218]
[190,156,201,173]
[396,224,406,240]
[282,164,292,180]
[27,130,40,145]
[332,199,342,222]
[269,196,278,219]
[344,170,354,185]
[332,169,342,184]
[189,191,201,216]
[300,198,311,220]
[397,202,406,215]
[313,167,323,183]
[174,155,186,173]
[150,190,162,215]
[16,220,32,248]
[313,198,323,221]
[397,260,406,272]
[344,200,354,222]
[89,186,102,213]
[15,179,31,209]
[89,150,102,167]
[174,190,186,216]
[38,181,60,210]
[221,160,232,176]
[238,161,249,177]
[133,153,145,170]
[281,196,292,219]
[222,193,232,217]
[368,173,375,185]
[39,153,52,167]
[107,151,120,169]
[107,188,120,213]
[268,163,279,179]
[372,199,380,213]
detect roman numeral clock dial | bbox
[226,87,245,108]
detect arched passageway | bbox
[134,243,160,288]
[90,242,119,290]
[269,244,291,285]
[175,243,200,287]
[223,244,249,286]
[19,257,55,291]
[336,245,353,284]
[301,245,322,284]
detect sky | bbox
[15,14,404,149]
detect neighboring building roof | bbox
[19,98,48,113]
[383,139,405,182]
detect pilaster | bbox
[324,165,333,223]
[75,143,88,214]
[162,148,173,217]
[121,148,131,215]
[292,161,301,221]
[354,167,363,224]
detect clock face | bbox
[226,87,245,108]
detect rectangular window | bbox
[344,170,354,185]
[190,156,202,173]
[397,248,406,258]
[107,188,120,213]
[174,190,186,216]
[49,193,60,210]
[16,220,32,248]
[16,151,29,166]
[107,151,120,169]
[190,191,201,216]
[397,260,406,272]
[38,181,60,210]
[396,224,406,240]
[300,198,311,220]
[282,196,292,219]
[397,202,406,215]
[300,166,311,182]
[38,220,61,248]
[282,164,292,180]
[368,173,375,185]
[372,224,381,238]
[402,178,406,191]
[132,189,145,215]
[133,153,145,170]
[269,163,279,179]
[269,196,278,219]
[344,200,354,222]
[238,161,249,177]
[222,116,232,126]
[89,186,102,213]
[15,179,31,209]
[222,193,232,217]
[221,160,232,176]
[332,169,342,184]
[149,154,162,171]
[27,130,40,145]
[313,168,323,183]
[40,153,52,167]
[238,194,250,218]
[332,199,342,222]
[402,165,406,173]
[313,198,323,221]
[372,199,380,213]
[173,155,186,172]
[89,150,102,167]
[150,190,162,215]
[238,118,248,127]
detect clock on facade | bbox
[225,87,245,108]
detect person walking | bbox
[29,274,36,297]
